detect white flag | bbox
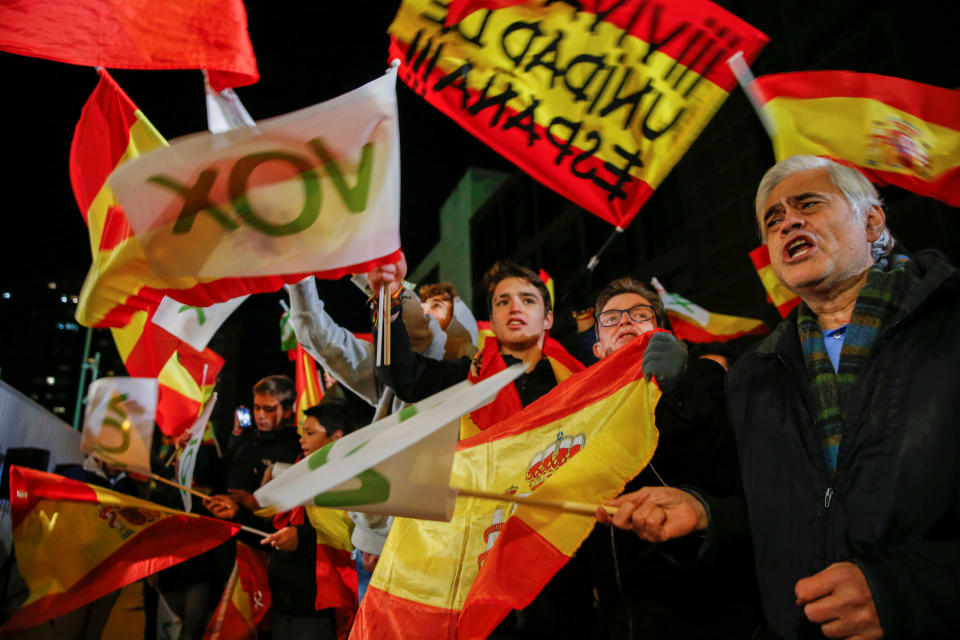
[255,364,525,522]
[151,295,247,352]
[109,71,400,279]
[176,393,218,511]
[204,71,257,134]
[82,377,157,472]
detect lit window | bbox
[48,282,57,290]
[45,376,56,386]
[53,406,66,414]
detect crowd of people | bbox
[22,154,960,639]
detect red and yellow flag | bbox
[0,0,257,90]
[389,0,767,228]
[651,278,767,342]
[749,245,801,318]
[305,507,358,640]
[352,332,660,639]
[295,343,324,429]
[69,69,316,331]
[203,542,271,640]
[754,70,960,206]
[1,467,240,633]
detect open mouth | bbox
[785,236,814,259]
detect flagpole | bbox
[455,487,617,517]
[147,472,270,537]
[556,226,624,308]
[727,51,776,138]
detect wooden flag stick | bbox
[456,487,617,517]
[375,285,391,366]
[146,472,271,538]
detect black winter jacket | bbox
[723,250,960,639]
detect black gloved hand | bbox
[642,332,688,393]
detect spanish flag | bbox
[352,331,660,639]
[749,245,801,318]
[651,278,767,342]
[305,506,358,640]
[754,70,960,206]
[203,542,271,640]
[295,343,324,430]
[1,467,240,633]
[389,0,767,228]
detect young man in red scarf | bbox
[371,257,583,436]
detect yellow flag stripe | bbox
[764,95,960,179]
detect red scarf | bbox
[467,336,584,430]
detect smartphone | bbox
[235,406,252,428]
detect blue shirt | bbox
[822,325,847,373]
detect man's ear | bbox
[331,430,344,440]
[543,309,554,331]
[865,205,886,242]
[593,341,603,359]
[282,406,294,419]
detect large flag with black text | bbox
[1,467,240,633]
[0,0,257,90]
[389,0,767,228]
[753,70,960,206]
[351,332,661,639]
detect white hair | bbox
[755,155,893,260]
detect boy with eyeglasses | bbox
[586,277,762,639]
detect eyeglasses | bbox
[596,304,656,328]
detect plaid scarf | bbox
[797,255,918,476]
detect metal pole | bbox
[72,327,93,430]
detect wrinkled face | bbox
[593,293,658,360]
[490,277,553,351]
[252,393,290,432]
[300,417,338,455]
[421,295,454,330]
[760,169,880,298]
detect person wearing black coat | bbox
[586,277,761,639]
[599,156,960,639]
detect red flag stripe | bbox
[754,70,960,130]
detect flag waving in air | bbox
[69,69,358,331]
[352,332,661,639]
[1,467,241,633]
[650,278,767,343]
[389,0,767,228]
[750,70,960,206]
[0,0,258,90]
[107,71,402,284]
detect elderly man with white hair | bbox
[599,155,960,639]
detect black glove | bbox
[642,332,688,393]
